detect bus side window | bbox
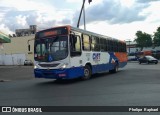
[82,34,91,51]
[120,43,124,52]
[123,43,127,52]
[108,40,111,52]
[92,37,100,51]
[106,40,108,51]
[114,41,118,52]
[100,38,106,52]
[91,36,94,50]
[70,34,81,57]
[91,36,96,51]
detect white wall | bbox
[0,53,26,65]
[0,54,5,65]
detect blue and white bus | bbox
[33,25,127,80]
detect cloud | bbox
[66,0,81,3]
[59,19,71,25]
[72,0,150,26]
[136,0,160,3]
[0,24,12,34]
[0,7,36,32]
[0,0,73,34]
[0,0,159,35]
[0,8,70,33]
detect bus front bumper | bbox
[34,67,84,79]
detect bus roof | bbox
[71,26,126,43]
[70,26,121,41]
[37,25,126,43]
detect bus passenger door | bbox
[70,34,82,66]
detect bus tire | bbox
[109,63,119,73]
[82,65,91,80]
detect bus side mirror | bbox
[28,45,31,51]
[70,34,77,44]
[70,35,76,47]
[73,36,77,44]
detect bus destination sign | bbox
[37,27,68,38]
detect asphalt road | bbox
[0,62,160,114]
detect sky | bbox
[0,0,160,41]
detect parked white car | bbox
[24,60,33,66]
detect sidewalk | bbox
[0,65,33,68]
[0,66,34,82]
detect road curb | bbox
[0,79,11,82]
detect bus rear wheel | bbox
[82,65,91,80]
[109,63,119,73]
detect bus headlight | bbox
[34,65,38,69]
[60,63,68,69]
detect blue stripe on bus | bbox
[108,52,118,63]
[92,63,114,74]
[34,62,127,79]
[34,67,84,79]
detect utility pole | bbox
[83,2,86,30]
[77,0,85,29]
[126,39,131,53]
[77,0,92,30]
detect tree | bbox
[153,26,160,46]
[134,31,152,51]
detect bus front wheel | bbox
[82,65,91,80]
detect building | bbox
[0,35,34,65]
[0,26,35,65]
[126,40,160,54]
[126,41,138,53]
[16,25,37,37]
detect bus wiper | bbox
[53,36,59,42]
[51,36,59,45]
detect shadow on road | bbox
[35,70,124,86]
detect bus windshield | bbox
[34,36,68,62]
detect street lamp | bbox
[77,0,92,30]
[126,39,131,53]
